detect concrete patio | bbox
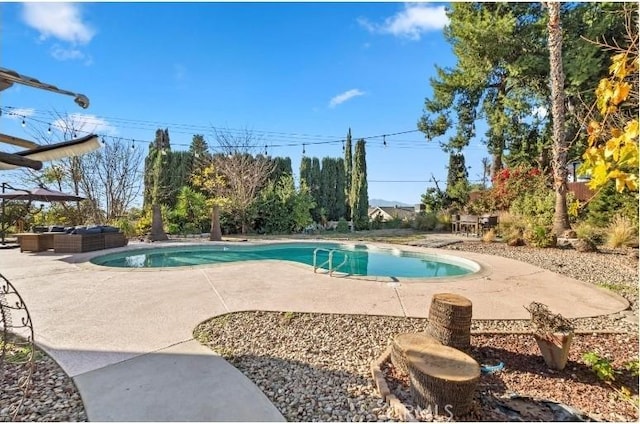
[0,239,629,421]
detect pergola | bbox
[0,67,101,171]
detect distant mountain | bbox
[369,199,413,207]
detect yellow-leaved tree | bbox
[191,163,228,241]
[579,16,639,193]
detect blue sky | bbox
[1,2,490,205]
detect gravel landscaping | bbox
[195,312,639,422]
[3,239,638,421]
[0,340,86,422]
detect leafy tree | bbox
[169,185,209,234]
[344,128,353,220]
[191,161,228,240]
[418,3,547,177]
[421,187,448,213]
[579,7,638,193]
[446,152,470,208]
[547,1,571,235]
[198,128,275,235]
[255,175,314,234]
[350,139,369,230]
[418,3,631,179]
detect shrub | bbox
[587,180,639,228]
[482,228,496,243]
[496,211,526,244]
[384,217,403,229]
[607,215,639,248]
[335,218,349,233]
[510,189,556,228]
[413,213,438,231]
[573,221,605,245]
[113,217,136,238]
[524,225,557,248]
[370,214,384,230]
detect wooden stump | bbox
[406,343,480,416]
[426,293,472,351]
[390,332,440,375]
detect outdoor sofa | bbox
[52,226,128,253]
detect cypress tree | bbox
[310,157,322,222]
[300,156,311,188]
[446,152,470,208]
[320,157,338,221]
[269,156,293,183]
[344,128,353,220]
[351,139,369,230]
[334,159,346,221]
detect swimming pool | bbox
[90,242,479,278]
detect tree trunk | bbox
[210,205,222,241]
[548,2,571,236]
[150,203,168,241]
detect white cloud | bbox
[52,114,117,135]
[358,3,449,41]
[3,108,35,119]
[22,3,95,44]
[329,89,365,108]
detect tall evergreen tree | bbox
[344,128,353,220]
[310,157,322,222]
[418,3,630,178]
[446,152,470,208]
[334,159,346,221]
[269,156,293,183]
[320,157,338,221]
[189,134,209,159]
[299,157,311,189]
[351,139,369,230]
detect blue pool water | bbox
[90,242,477,278]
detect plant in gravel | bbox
[523,225,557,248]
[582,351,617,381]
[497,212,526,246]
[596,282,627,295]
[481,228,496,243]
[281,311,297,324]
[606,214,639,248]
[582,352,640,410]
[573,221,605,245]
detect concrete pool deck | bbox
[0,238,630,421]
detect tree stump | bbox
[390,332,440,375]
[406,343,480,416]
[426,293,472,351]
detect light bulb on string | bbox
[73,131,77,138]
[265,145,268,155]
[21,118,26,127]
[302,143,306,155]
[383,135,387,148]
[131,140,136,150]
[100,137,106,145]
[342,140,345,152]
[47,125,52,134]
